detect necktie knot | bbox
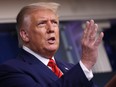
[47,59,62,78]
[48,59,56,66]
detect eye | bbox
[51,20,58,26]
[37,21,47,27]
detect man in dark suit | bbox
[0,2,104,87]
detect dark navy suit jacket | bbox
[0,49,95,87]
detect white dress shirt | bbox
[23,46,93,81]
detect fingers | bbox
[94,32,104,46]
[81,20,104,70]
[89,23,98,45]
[82,20,98,45]
[83,21,90,41]
[86,20,95,38]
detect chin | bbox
[48,48,57,52]
[47,46,58,52]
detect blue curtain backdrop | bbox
[0,23,19,63]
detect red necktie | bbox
[47,59,63,78]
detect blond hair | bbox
[16,2,60,47]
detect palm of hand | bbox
[81,20,104,70]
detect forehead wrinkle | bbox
[36,17,58,21]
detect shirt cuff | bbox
[79,61,93,81]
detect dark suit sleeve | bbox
[0,65,41,87]
[50,63,94,87]
[0,63,95,87]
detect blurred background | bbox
[0,0,116,86]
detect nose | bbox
[47,21,54,33]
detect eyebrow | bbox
[37,18,58,22]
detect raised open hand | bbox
[81,20,104,70]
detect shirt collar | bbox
[22,46,55,66]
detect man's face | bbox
[23,9,59,58]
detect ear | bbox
[20,29,29,42]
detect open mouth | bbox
[48,37,56,44]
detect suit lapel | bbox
[33,61,58,80]
[17,49,73,81]
[56,60,74,74]
[17,49,58,81]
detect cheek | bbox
[39,34,47,46]
[56,29,59,40]
[30,31,45,46]
[35,29,46,41]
